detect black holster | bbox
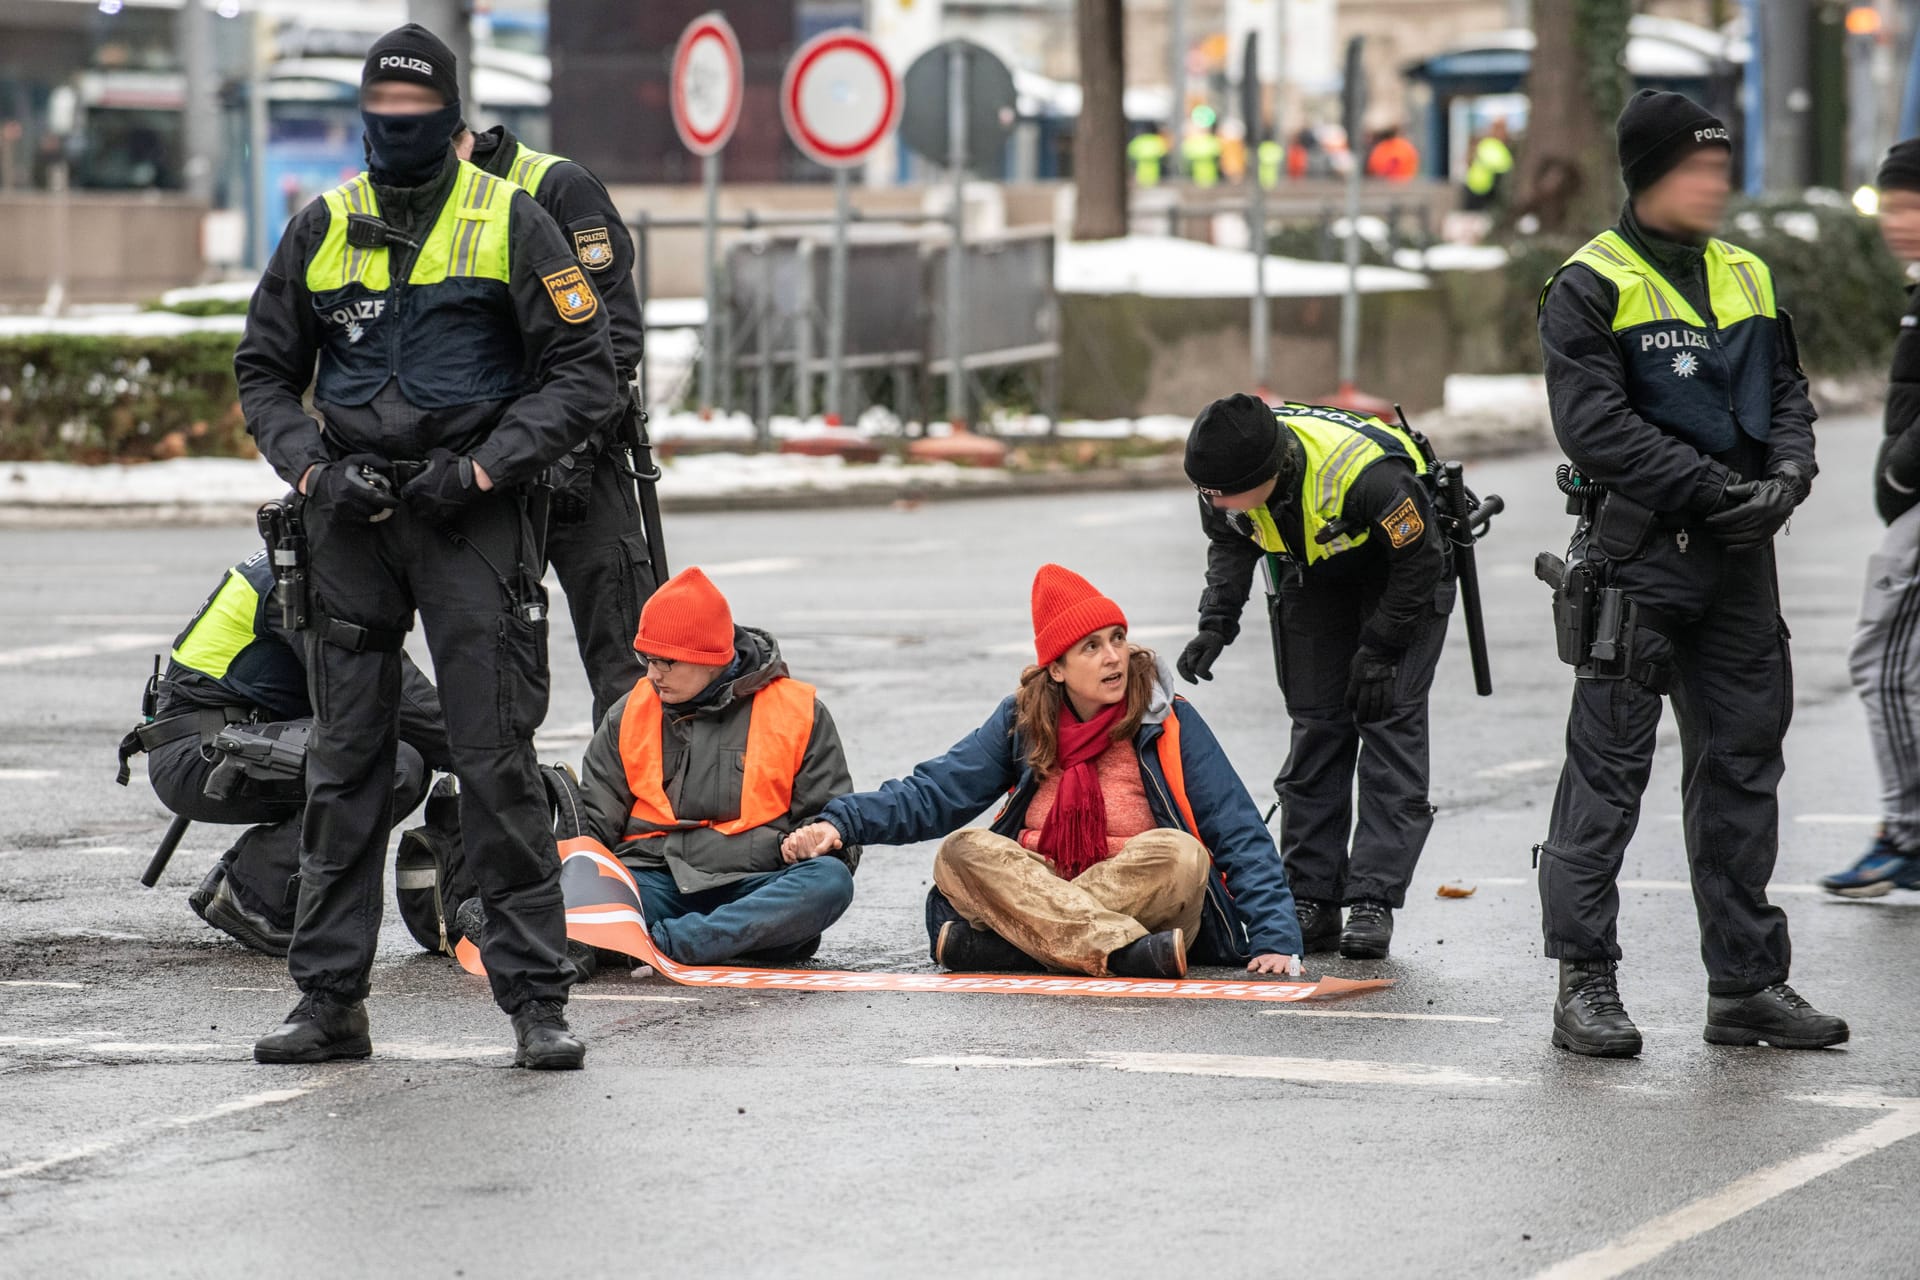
[1535,552,1675,694]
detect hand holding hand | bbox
[781,821,843,864]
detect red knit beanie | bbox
[633,567,735,665]
[1031,564,1128,666]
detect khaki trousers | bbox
[933,828,1210,976]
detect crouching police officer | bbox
[117,549,450,956]
[1180,394,1452,959]
[457,120,653,727]
[1533,90,1845,1056]
[233,24,616,1068]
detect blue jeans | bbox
[633,857,855,965]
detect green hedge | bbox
[0,333,250,463]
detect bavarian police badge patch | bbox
[573,226,614,272]
[1382,497,1425,548]
[542,266,600,324]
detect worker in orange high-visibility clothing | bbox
[577,567,857,967]
[1366,124,1419,182]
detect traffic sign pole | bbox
[779,30,900,427]
[700,152,721,415]
[671,12,744,419]
[825,166,852,424]
[946,40,968,429]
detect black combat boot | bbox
[254,992,372,1064]
[1704,984,1849,1050]
[202,876,293,957]
[512,999,587,1070]
[1551,960,1642,1058]
[1107,928,1188,980]
[1339,899,1394,959]
[188,860,227,921]
[1296,898,1342,953]
[934,921,1044,972]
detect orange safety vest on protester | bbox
[1154,708,1203,840]
[618,677,816,836]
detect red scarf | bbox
[1037,700,1126,879]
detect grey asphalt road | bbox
[3,415,1918,1279]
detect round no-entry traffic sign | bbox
[671,12,744,157]
[781,29,899,169]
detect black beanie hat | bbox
[362,24,460,106]
[1186,394,1282,496]
[1879,139,1920,194]
[1617,89,1729,194]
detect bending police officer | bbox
[1179,394,1453,959]
[458,121,653,728]
[234,25,616,1068]
[1533,90,1845,1056]
[119,549,449,956]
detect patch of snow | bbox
[1392,244,1510,272]
[1441,373,1547,418]
[0,311,245,338]
[156,280,257,309]
[1055,234,1429,299]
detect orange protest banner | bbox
[456,837,1393,1005]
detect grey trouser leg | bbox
[1848,502,1920,850]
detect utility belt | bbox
[115,703,254,785]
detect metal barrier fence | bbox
[628,210,1061,448]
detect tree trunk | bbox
[1072,0,1128,241]
[1511,0,1631,234]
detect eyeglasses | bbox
[638,653,677,671]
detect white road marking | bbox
[906,1051,1514,1089]
[1792,814,1882,826]
[781,607,1026,622]
[702,557,807,577]
[1473,758,1556,780]
[0,633,170,668]
[1259,1009,1503,1024]
[0,1085,318,1183]
[570,991,701,1004]
[0,1034,510,1061]
[1476,877,1828,897]
[0,768,60,781]
[1532,1097,1920,1280]
[0,979,86,989]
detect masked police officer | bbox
[234,25,615,1068]
[457,120,652,727]
[1180,394,1452,959]
[1534,90,1845,1056]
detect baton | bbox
[140,814,192,888]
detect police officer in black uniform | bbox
[1179,395,1453,959]
[119,550,448,956]
[1535,90,1846,1056]
[234,25,615,1068]
[458,120,652,727]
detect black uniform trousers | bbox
[147,726,429,930]
[545,449,654,728]
[297,488,570,1012]
[1538,529,1794,995]
[1273,571,1455,908]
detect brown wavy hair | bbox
[1014,645,1159,777]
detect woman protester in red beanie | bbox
[783,565,1303,979]
[576,567,858,967]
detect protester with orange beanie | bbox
[576,567,857,967]
[784,565,1303,979]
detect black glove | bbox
[1177,630,1228,683]
[1345,646,1398,724]
[306,453,399,523]
[1701,468,1802,552]
[547,442,597,524]
[401,449,483,524]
